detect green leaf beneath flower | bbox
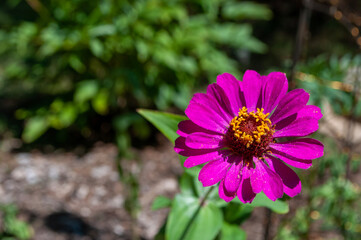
[224,202,253,224]
[220,222,246,240]
[137,109,187,144]
[166,194,223,240]
[248,193,289,214]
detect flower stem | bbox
[179,186,215,240]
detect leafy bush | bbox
[296,54,361,117]
[0,0,271,153]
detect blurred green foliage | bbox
[275,135,361,240]
[0,204,32,240]
[296,54,361,117]
[275,53,361,240]
[0,0,271,153]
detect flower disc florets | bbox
[175,70,324,203]
[226,107,275,159]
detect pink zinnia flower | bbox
[175,71,324,203]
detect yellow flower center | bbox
[226,107,275,158]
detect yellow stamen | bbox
[229,107,275,149]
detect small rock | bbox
[107,195,124,208]
[15,153,31,165]
[94,186,107,197]
[76,185,89,199]
[80,207,91,217]
[91,165,112,179]
[53,183,74,198]
[113,224,124,236]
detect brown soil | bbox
[0,126,354,240]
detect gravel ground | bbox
[0,138,184,240]
[1,104,360,240]
[0,137,273,240]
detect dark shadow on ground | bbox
[45,211,98,240]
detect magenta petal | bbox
[241,163,252,179]
[177,120,198,137]
[262,72,288,113]
[216,73,245,115]
[198,158,230,187]
[270,89,309,124]
[219,179,236,202]
[242,70,262,111]
[184,150,231,168]
[177,120,219,137]
[275,105,322,131]
[185,102,228,134]
[273,118,319,138]
[268,152,313,169]
[237,177,256,203]
[174,136,189,155]
[270,138,324,160]
[186,132,225,149]
[207,83,234,120]
[298,105,323,120]
[250,158,283,201]
[266,156,302,197]
[224,161,242,193]
[249,160,264,194]
[190,92,232,123]
[174,137,219,156]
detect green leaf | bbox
[89,24,116,37]
[210,24,267,53]
[92,89,109,115]
[248,193,289,214]
[74,80,99,103]
[152,196,172,210]
[57,104,77,127]
[137,109,187,144]
[184,201,223,240]
[22,116,49,143]
[166,194,223,240]
[179,155,187,166]
[179,171,211,198]
[220,222,246,240]
[224,203,253,223]
[222,2,272,20]
[89,38,104,57]
[68,55,86,73]
[166,195,199,240]
[1,204,32,240]
[180,173,197,196]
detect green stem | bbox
[179,187,215,240]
